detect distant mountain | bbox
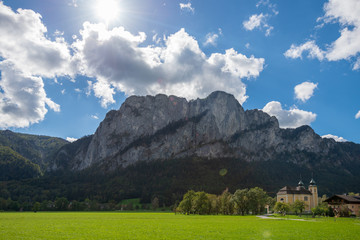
[46,91,360,199]
[52,91,360,172]
[0,130,68,170]
[0,145,41,181]
[1,91,360,204]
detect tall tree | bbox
[178,190,196,215]
[233,188,249,215]
[292,200,306,216]
[274,202,290,216]
[247,187,268,215]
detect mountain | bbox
[51,91,360,173]
[0,130,68,170]
[1,91,360,204]
[0,145,41,181]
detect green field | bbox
[1,212,359,239]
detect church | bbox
[276,178,318,211]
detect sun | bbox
[95,0,119,24]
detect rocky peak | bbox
[51,91,356,171]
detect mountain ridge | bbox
[51,91,359,174]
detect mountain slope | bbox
[0,130,68,169]
[0,145,41,181]
[51,91,360,173]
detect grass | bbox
[1,212,360,239]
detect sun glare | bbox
[95,0,119,23]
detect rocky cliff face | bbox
[52,91,359,171]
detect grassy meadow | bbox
[1,212,360,239]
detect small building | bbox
[276,178,318,211]
[324,195,360,217]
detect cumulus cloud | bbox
[204,33,219,46]
[204,28,222,47]
[0,2,72,128]
[262,101,317,128]
[294,81,318,102]
[66,137,77,142]
[243,13,274,36]
[285,0,360,69]
[243,14,265,31]
[355,110,360,119]
[72,23,265,107]
[0,3,73,77]
[179,2,194,14]
[0,63,59,128]
[322,134,347,142]
[284,41,325,60]
[256,0,279,15]
[244,1,278,37]
[353,58,360,70]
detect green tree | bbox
[151,197,159,210]
[266,197,276,213]
[178,190,196,214]
[218,189,234,215]
[274,202,290,216]
[32,202,41,212]
[207,194,219,215]
[193,192,211,215]
[55,197,69,211]
[233,188,249,215]
[292,200,306,216]
[247,187,268,215]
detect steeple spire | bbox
[309,173,316,186]
[298,174,305,188]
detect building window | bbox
[280,198,284,202]
[304,196,308,201]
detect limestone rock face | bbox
[52,91,353,171]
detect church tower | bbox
[308,178,318,209]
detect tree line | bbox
[176,187,275,215]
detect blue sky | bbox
[0,0,359,143]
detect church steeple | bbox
[298,175,305,188]
[309,178,316,186]
[308,176,318,209]
[298,180,305,188]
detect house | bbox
[276,178,318,211]
[324,195,360,217]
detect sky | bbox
[0,0,359,143]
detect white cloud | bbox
[243,14,265,31]
[245,43,250,49]
[91,115,99,119]
[204,33,219,46]
[353,57,360,70]
[294,81,318,102]
[66,137,77,142]
[262,101,317,128]
[243,13,274,36]
[0,63,56,128]
[322,134,347,142]
[0,2,73,128]
[284,41,325,60]
[179,2,194,14]
[355,110,360,119]
[285,0,360,69]
[0,3,73,78]
[72,23,265,107]
[68,0,78,7]
[256,0,279,15]
[204,29,222,47]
